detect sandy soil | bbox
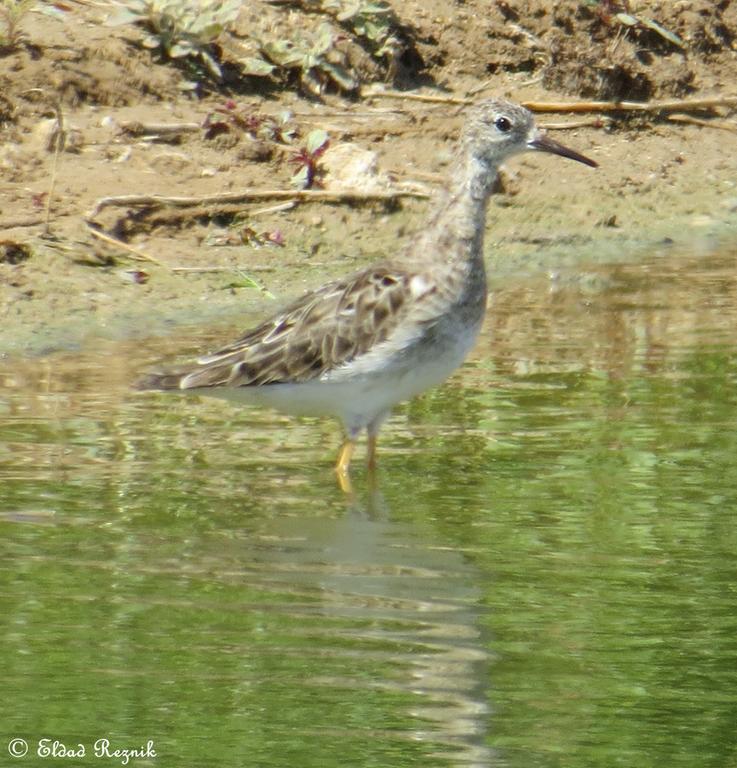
[1,0,736,357]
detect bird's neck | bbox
[418,151,498,269]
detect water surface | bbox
[2,247,737,767]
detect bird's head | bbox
[463,99,598,169]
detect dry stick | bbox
[667,113,737,133]
[86,188,429,219]
[42,99,64,238]
[171,266,276,274]
[466,79,496,96]
[0,216,46,229]
[363,89,472,106]
[517,74,545,89]
[20,88,65,238]
[521,96,737,113]
[294,110,403,120]
[42,101,64,237]
[250,201,297,216]
[541,117,614,130]
[85,224,169,268]
[364,89,737,115]
[119,121,201,137]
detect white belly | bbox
[191,315,483,433]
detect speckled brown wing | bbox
[161,264,431,390]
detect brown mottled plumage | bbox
[190,267,411,386]
[138,99,597,488]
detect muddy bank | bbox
[1,1,736,357]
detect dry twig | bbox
[666,113,737,133]
[0,216,46,229]
[43,100,64,238]
[521,96,737,114]
[363,90,737,118]
[363,88,471,106]
[20,89,66,239]
[541,117,614,131]
[86,188,429,220]
[171,265,276,274]
[250,201,297,216]
[119,121,201,137]
[85,224,169,268]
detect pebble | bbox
[690,215,714,228]
[148,151,192,173]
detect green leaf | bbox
[615,13,638,27]
[239,56,275,76]
[336,2,360,22]
[224,270,274,298]
[302,52,319,69]
[199,49,223,79]
[363,20,382,41]
[190,20,223,41]
[290,165,310,189]
[218,0,242,22]
[169,40,194,57]
[641,16,685,48]
[320,61,358,91]
[105,7,145,26]
[313,23,335,54]
[263,40,305,67]
[306,128,329,155]
[363,3,391,13]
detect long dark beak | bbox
[528,132,598,168]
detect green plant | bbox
[222,269,275,298]
[203,100,298,144]
[290,129,329,188]
[0,0,34,49]
[1,2,69,52]
[107,0,242,79]
[238,0,402,93]
[248,22,358,95]
[322,0,400,60]
[106,0,406,95]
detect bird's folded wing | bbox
[175,264,437,389]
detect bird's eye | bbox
[494,116,512,132]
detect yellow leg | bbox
[335,439,356,494]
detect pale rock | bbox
[322,143,390,193]
[148,151,193,174]
[29,118,83,153]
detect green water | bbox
[2,250,737,767]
